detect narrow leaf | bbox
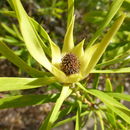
[67,0,74,27]
[0,10,16,17]
[12,24,23,41]
[0,77,56,92]
[0,42,47,77]
[105,78,113,91]
[75,101,82,130]
[77,83,130,124]
[96,111,104,130]
[96,51,130,68]
[92,67,130,73]
[86,0,124,48]
[107,93,130,101]
[12,0,52,72]
[77,82,130,110]
[62,15,75,54]
[53,111,89,128]
[30,18,61,64]
[48,39,61,65]
[85,14,126,76]
[1,23,16,37]
[82,43,99,74]
[106,110,116,128]
[0,94,58,109]
[40,86,72,130]
[71,39,85,61]
[107,106,130,125]
[93,74,100,89]
[57,105,76,121]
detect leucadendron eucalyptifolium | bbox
[11,0,125,83]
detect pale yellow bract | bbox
[12,0,125,83]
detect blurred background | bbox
[0,0,130,129]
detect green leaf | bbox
[0,10,16,17]
[57,105,76,121]
[96,51,130,68]
[62,15,75,54]
[105,78,113,91]
[48,39,61,65]
[77,83,130,124]
[30,18,50,42]
[0,77,56,92]
[94,115,98,130]
[79,86,129,111]
[117,121,128,130]
[7,0,15,10]
[107,106,130,125]
[53,110,89,128]
[86,0,125,48]
[107,93,130,101]
[72,39,85,58]
[12,24,23,41]
[125,0,130,3]
[1,23,16,37]
[93,74,100,89]
[85,14,126,76]
[40,86,72,130]
[29,17,68,82]
[105,110,116,128]
[0,42,47,77]
[2,36,23,46]
[0,94,58,109]
[75,101,82,130]
[72,39,85,67]
[96,111,104,130]
[67,0,74,27]
[92,67,130,73]
[82,43,99,74]
[115,85,124,93]
[12,0,66,80]
[30,17,61,64]
[12,0,52,72]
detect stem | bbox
[39,85,72,130]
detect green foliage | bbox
[0,0,130,130]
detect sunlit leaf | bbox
[107,93,130,101]
[62,15,75,54]
[82,43,99,74]
[12,0,52,72]
[48,39,61,65]
[30,17,61,63]
[85,14,126,76]
[40,86,72,130]
[67,0,74,27]
[71,39,85,62]
[0,77,56,91]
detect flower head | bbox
[61,53,80,75]
[12,0,125,83]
